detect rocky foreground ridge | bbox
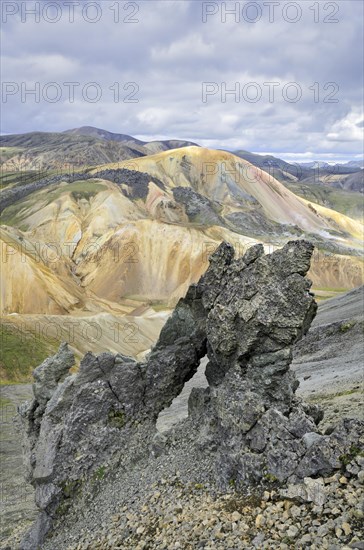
[18,240,364,549]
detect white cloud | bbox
[152,34,214,62]
[326,109,364,142]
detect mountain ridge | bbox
[2,128,361,195]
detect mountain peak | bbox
[63,126,142,143]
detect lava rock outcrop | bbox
[19,240,364,549]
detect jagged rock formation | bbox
[19,240,364,549]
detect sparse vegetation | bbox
[0,180,106,226]
[108,409,126,429]
[57,479,82,516]
[264,473,278,483]
[0,146,24,160]
[308,387,362,402]
[340,320,356,332]
[62,479,81,498]
[0,321,59,384]
[315,286,349,293]
[284,181,364,220]
[339,445,364,467]
[0,396,12,407]
[150,301,170,312]
[44,180,106,203]
[94,466,107,481]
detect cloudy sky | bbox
[1,0,363,161]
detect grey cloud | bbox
[1,0,363,159]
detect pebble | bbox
[286,525,299,538]
[342,522,352,535]
[255,514,264,528]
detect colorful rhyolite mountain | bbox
[0,134,363,382]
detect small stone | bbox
[339,477,348,485]
[335,528,343,538]
[286,525,299,538]
[317,525,329,536]
[251,533,265,547]
[255,514,264,528]
[302,432,323,449]
[346,463,360,475]
[231,511,241,522]
[290,505,301,518]
[342,522,352,536]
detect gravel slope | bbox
[292,286,364,430]
[0,385,36,547]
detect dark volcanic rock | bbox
[0,168,165,213]
[172,186,224,226]
[19,240,364,549]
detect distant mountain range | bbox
[231,150,363,192]
[0,127,199,172]
[298,160,364,169]
[1,127,362,193]
[64,126,199,151]
[231,150,313,182]
[64,126,145,144]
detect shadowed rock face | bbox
[19,240,364,549]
